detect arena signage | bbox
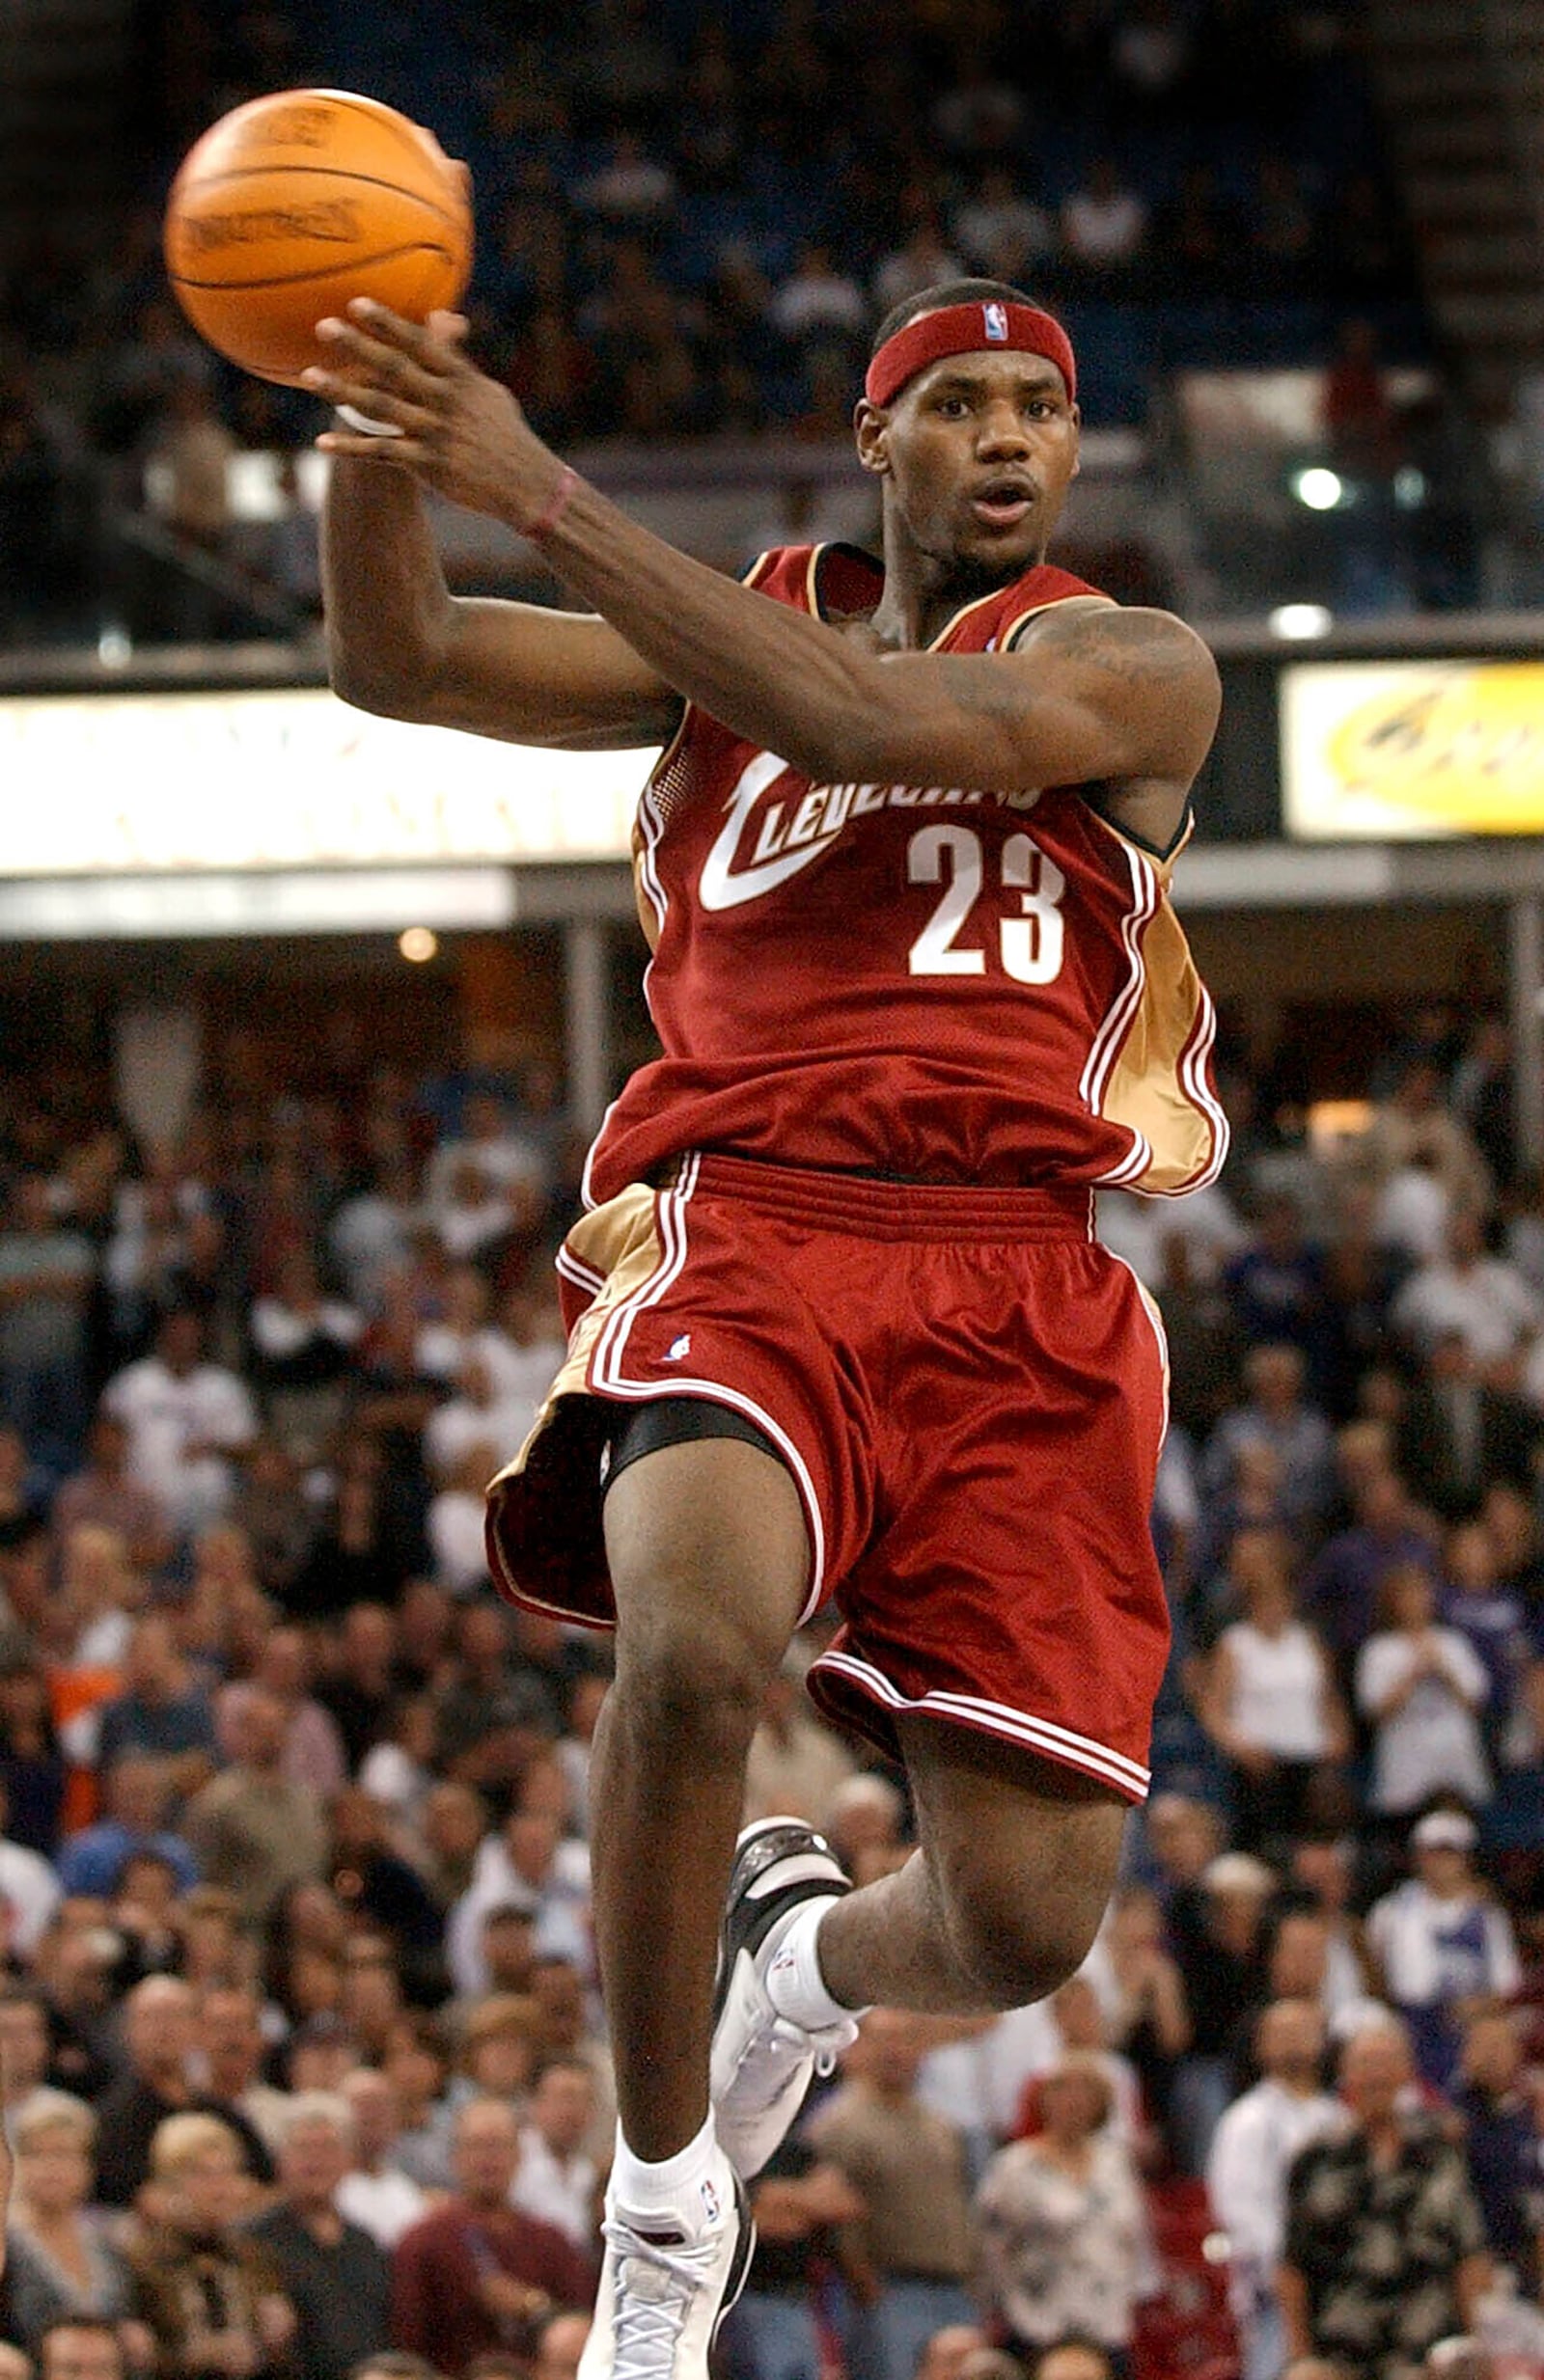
[0,690,654,872]
[1281,659,1544,839]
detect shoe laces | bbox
[734,2010,859,2114]
[602,2217,724,2380]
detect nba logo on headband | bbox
[983,303,1008,342]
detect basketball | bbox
[163,89,473,387]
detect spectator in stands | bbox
[424,1359,534,1494]
[336,2069,428,2252]
[1364,1064,1491,1219]
[1392,1209,1541,1372]
[511,2061,598,2254]
[390,2098,593,2378]
[0,1785,62,1960]
[1202,1345,1337,1533]
[95,1975,270,2208]
[977,2052,1153,2367]
[808,2011,978,2380]
[950,167,1054,282]
[50,1416,170,1578]
[1450,2009,1543,2295]
[731,2134,865,2380]
[317,1606,399,1780]
[742,1662,856,1826]
[1091,1885,1191,2152]
[379,2018,454,2191]
[4,2093,138,2358]
[1367,1810,1521,2093]
[768,244,868,352]
[103,1311,257,1542]
[184,1686,328,1926]
[35,2322,124,2380]
[447,1803,590,2000]
[249,2094,393,2380]
[1198,1549,1348,1853]
[55,1757,196,1899]
[1061,158,1149,285]
[1206,2002,1340,2380]
[1167,1853,1274,2174]
[96,1619,217,1797]
[1280,2019,1489,2374]
[220,1628,346,1799]
[143,376,237,549]
[0,1662,66,1859]
[127,2113,293,2380]
[1356,1572,1491,1821]
[229,1443,317,1606]
[0,1176,94,1485]
[198,1984,290,2155]
[1302,1462,1440,1679]
[1439,1520,1530,1757]
[871,220,969,319]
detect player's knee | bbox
[611,1593,775,1758]
[940,1846,1109,2008]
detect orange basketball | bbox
[163,89,473,386]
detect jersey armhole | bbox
[1083,795,1196,863]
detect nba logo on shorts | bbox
[983,302,1009,341]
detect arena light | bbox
[399,926,439,962]
[1269,604,1335,642]
[1291,467,1345,512]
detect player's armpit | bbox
[870,604,1221,798]
[346,597,682,752]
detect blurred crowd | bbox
[0,0,1432,642]
[0,993,1538,2380]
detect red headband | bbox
[864,300,1077,409]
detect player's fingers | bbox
[313,317,447,401]
[427,310,470,345]
[301,366,442,434]
[345,296,463,372]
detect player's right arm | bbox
[321,457,681,751]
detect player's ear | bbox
[854,398,890,477]
[1069,404,1082,481]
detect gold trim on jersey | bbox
[1077,808,1227,1194]
[804,544,1102,653]
[1097,901,1223,1194]
[1000,591,1118,649]
[485,1183,663,1614]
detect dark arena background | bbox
[3,2,1544,2376]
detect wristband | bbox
[336,404,404,438]
[525,465,579,540]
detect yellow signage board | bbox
[1282,659,1544,839]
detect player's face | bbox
[860,351,1080,583]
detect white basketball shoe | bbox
[577,2146,754,2380]
[708,1817,858,2181]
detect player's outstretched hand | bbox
[308,299,565,528]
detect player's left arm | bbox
[307,306,1220,815]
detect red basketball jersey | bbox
[584,543,1227,1205]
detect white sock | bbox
[610,2111,724,2235]
[763,1895,867,2030]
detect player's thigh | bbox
[899,1711,1127,1967]
[602,1432,811,1687]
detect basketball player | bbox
[310,273,1226,2380]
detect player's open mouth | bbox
[969,481,1034,528]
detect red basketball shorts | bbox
[485,1151,1172,1803]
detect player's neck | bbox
[868,533,1043,650]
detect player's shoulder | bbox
[1010,593,1219,694]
